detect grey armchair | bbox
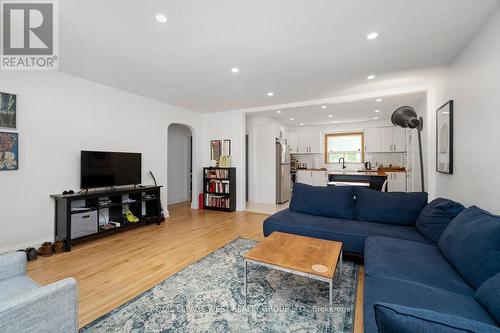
[0,252,78,333]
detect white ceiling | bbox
[59,0,498,112]
[248,92,426,127]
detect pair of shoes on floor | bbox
[38,242,53,257]
[123,209,139,223]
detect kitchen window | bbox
[324,132,364,164]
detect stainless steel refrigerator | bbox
[276,141,291,204]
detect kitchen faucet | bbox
[339,157,346,169]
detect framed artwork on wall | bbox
[0,132,19,170]
[0,92,17,129]
[210,139,231,167]
[436,100,453,174]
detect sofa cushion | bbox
[416,198,465,245]
[263,209,427,255]
[365,236,474,296]
[0,276,39,302]
[354,188,428,226]
[364,276,497,333]
[289,183,355,219]
[439,206,500,289]
[375,303,500,333]
[474,272,500,324]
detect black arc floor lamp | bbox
[391,106,425,192]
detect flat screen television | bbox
[81,151,141,189]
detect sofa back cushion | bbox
[354,188,428,226]
[289,183,355,219]
[474,273,500,324]
[416,198,465,245]
[374,303,500,333]
[439,206,500,290]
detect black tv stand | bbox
[50,185,163,251]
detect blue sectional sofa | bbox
[263,183,500,332]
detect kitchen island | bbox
[328,171,388,190]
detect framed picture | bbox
[210,140,221,164]
[0,132,19,170]
[436,100,453,174]
[0,92,17,129]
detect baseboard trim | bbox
[0,236,53,255]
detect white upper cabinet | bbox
[392,127,406,152]
[287,132,299,153]
[364,127,406,153]
[380,127,393,152]
[364,128,381,153]
[295,130,321,153]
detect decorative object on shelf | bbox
[436,100,454,174]
[210,139,231,166]
[0,92,16,129]
[219,155,231,167]
[391,106,425,191]
[0,132,18,170]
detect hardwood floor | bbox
[27,203,364,331]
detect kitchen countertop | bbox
[328,171,388,177]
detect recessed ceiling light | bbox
[290,118,294,121]
[321,105,327,109]
[300,123,304,126]
[367,75,376,80]
[231,67,239,73]
[334,120,339,124]
[155,14,167,23]
[267,92,274,97]
[276,110,282,114]
[366,32,379,40]
[373,117,379,120]
[328,115,333,118]
[376,98,383,102]
[374,110,380,113]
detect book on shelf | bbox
[205,168,229,179]
[205,194,231,209]
[206,179,230,193]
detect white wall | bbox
[201,111,246,210]
[435,8,500,213]
[246,115,286,204]
[167,124,192,205]
[0,71,201,253]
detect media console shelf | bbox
[50,186,163,251]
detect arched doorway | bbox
[167,124,193,209]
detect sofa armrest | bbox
[0,252,26,281]
[0,277,78,333]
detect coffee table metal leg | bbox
[329,279,333,309]
[244,260,248,303]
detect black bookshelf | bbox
[203,167,236,212]
[50,186,164,251]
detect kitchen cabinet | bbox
[297,170,327,186]
[392,127,406,152]
[365,127,406,153]
[287,132,299,153]
[296,131,321,153]
[364,128,381,153]
[386,172,407,192]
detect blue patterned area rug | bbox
[81,238,358,333]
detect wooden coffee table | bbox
[243,232,343,307]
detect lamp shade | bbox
[391,106,422,129]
